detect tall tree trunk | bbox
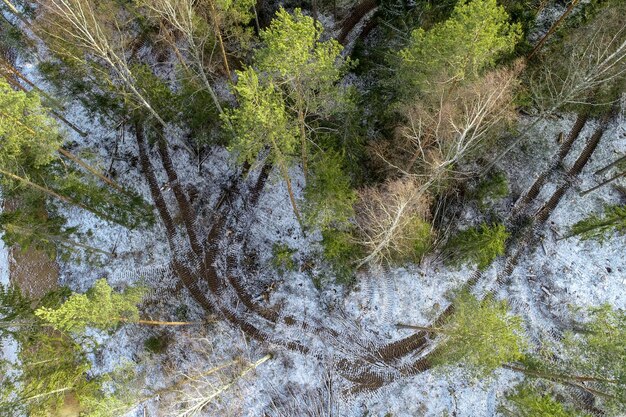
[0,58,66,111]
[57,148,130,196]
[528,0,580,60]
[4,223,115,257]
[0,167,117,223]
[298,107,308,182]
[581,170,626,196]
[277,161,304,231]
[207,0,232,82]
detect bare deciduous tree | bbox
[373,63,521,188]
[34,0,169,126]
[354,178,433,267]
[140,0,228,120]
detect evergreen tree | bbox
[397,0,521,96]
[35,279,197,333]
[570,204,626,242]
[35,279,145,333]
[560,305,626,413]
[255,8,349,179]
[501,386,589,417]
[304,151,356,231]
[0,78,62,170]
[0,78,153,234]
[227,8,352,226]
[445,223,509,269]
[429,292,527,376]
[226,68,303,224]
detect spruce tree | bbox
[35,279,197,333]
[445,223,509,269]
[569,204,626,242]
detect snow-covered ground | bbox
[3,4,626,416]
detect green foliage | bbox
[37,60,125,121]
[271,243,297,276]
[406,216,434,261]
[0,283,32,345]
[304,151,357,231]
[131,63,179,124]
[321,228,361,283]
[502,386,587,417]
[256,8,349,116]
[226,68,297,165]
[433,292,527,376]
[0,201,76,259]
[570,204,626,242]
[397,0,521,96]
[144,334,169,354]
[445,223,509,269]
[47,161,154,229]
[560,305,626,412]
[35,279,146,333]
[18,332,96,417]
[176,77,224,147]
[0,78,63,169]
[475,171,509,207]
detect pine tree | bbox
[35,279,198,333]
[227,8,352,227]
[397,0,521,96]
[429,292,526,376]
[255,8,349,180]
[225,68,303,225]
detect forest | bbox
[0,0,625,415]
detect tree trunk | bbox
[581,170,626,196]
[57,148,129,195]
[595,154,626,176]
[207,0,232,82]
[298,107,308,182]
[528,0,580,60]
[0,167,117,223]
[0,58,66,111]
[4,223,115,257]
[503,363,619,386]
[277,161,304,232]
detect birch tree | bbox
[141,0,228,118]
[529,4,626,113]
[34,0,169,126]
[389,65,521,185]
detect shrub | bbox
[475,171,509,207]
[144,335,168,354]
[271,243,297,276]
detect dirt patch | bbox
[8,246,59,300]
[4,199,59,300]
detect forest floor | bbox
[2,5,626,417]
